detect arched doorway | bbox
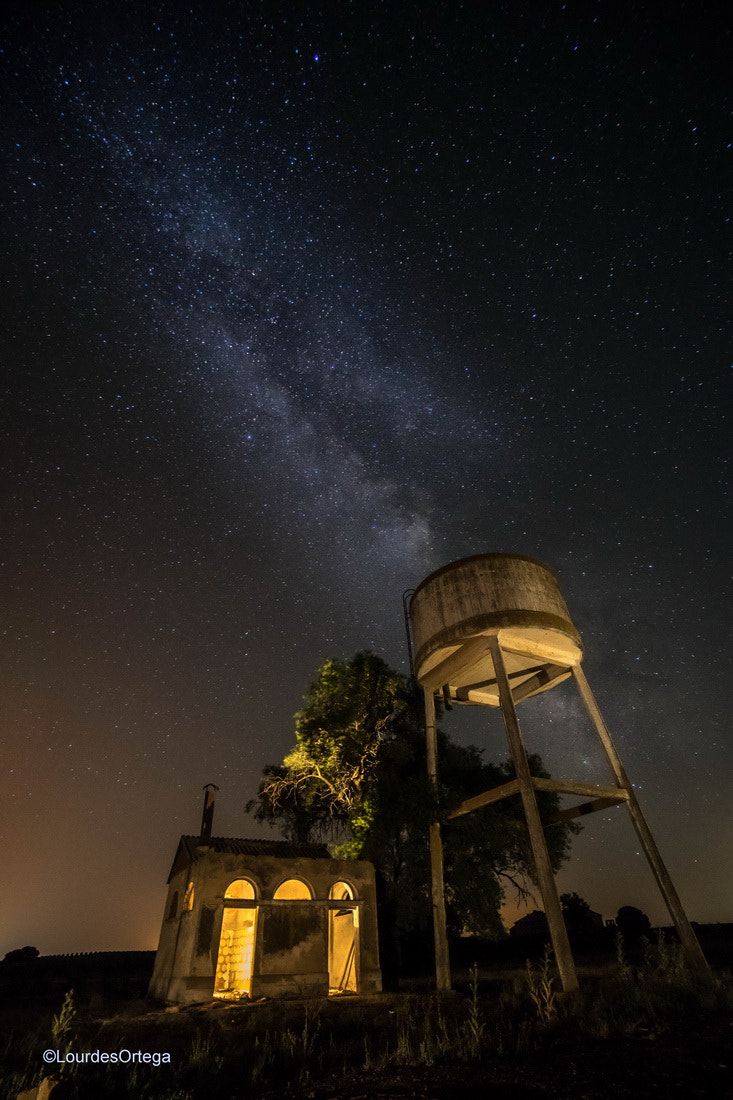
[214,878,258,998]
[328,881,358,993]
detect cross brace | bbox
[447,777,629,820]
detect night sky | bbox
[1,1,730,959]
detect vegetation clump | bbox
[1,949,730,1099]
[247,651,579,975]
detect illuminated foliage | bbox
[248,652,578,946]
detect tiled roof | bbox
[181,835,332,859]
[167,834,336,881]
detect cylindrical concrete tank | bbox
[409,553,582,706]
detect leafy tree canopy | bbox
[616,904,652,939]
[561,892,591,916]
[247,651,579,941]
[560,891,601,935]
[1,945,39,965]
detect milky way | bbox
[1,1,730,954]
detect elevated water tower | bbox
[409,553,707,993]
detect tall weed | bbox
[525,946,558,1023]
[460,963,485,1059]
[51,988,77,1048]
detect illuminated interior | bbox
[273,877,313,899]
[328,881,358,994]
[182,881,195,910]
[214,878,257,999]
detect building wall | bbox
[149,845,381,1003]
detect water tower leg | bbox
[424,687,451,991]
[489,638,579,994]
[571,665,709,975]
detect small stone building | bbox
[149,835,382,1003]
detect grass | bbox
[524,945,558,1023]
[564,933,727,1040]
[1,946,730,1099]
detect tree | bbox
[247,652,579,969]
[1,945,39,966]
[616,905,652,942]
[248,652,405,850]
[560,892,593,927]
[561,891,602,942]
[561,892,591,915]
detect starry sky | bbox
[1,0,730,958]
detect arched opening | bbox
[328,881,358,994]
[182,881,195,911]
[214,878,258,999]
[167,891,179,920]
[225,878,256,900]
[273,878,313,900]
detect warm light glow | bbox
[225,878,256,900]
[328,883,358,994]
[214,907,257,998]
[273,878,313,900]
[182,881,195,910]
[329,880,355,901]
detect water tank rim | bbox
[412,608,582,675]
[410,552,560,601]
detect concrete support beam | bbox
[547,796,627,824]
[447,778,521,819]
[424,688,451,991]
[572,665,709,976]
[418,634,492,694]
[489,637,579,994]
[531,777,629,801]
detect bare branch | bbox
[258,713,393,818]
[496,869,536,906]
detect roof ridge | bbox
[183,833,307,840]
